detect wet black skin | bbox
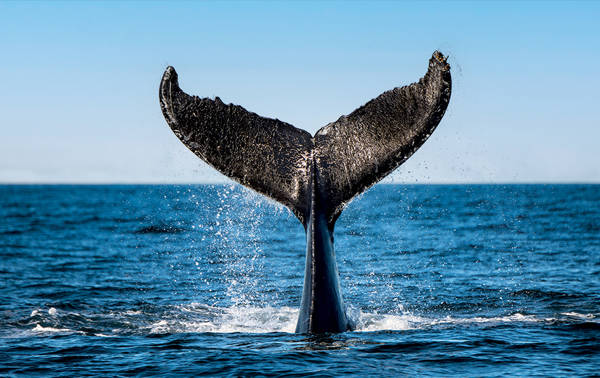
[296,164,352,333]
[159,51,451,333]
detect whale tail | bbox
[159,51,451,226]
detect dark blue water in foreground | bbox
[1,184,599,376]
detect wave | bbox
[510,289,582,299]
[31,324,76,334]
[133,225,186,234]
[0,229,24,235]
[16,305,598,336]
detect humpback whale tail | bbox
[159,51,451,333]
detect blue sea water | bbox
[0,184,599,376]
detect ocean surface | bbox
[1,184,599,376]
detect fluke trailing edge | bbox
[159,51,452,333]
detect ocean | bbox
[1,184,598,376]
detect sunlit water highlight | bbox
[1,184,599,375]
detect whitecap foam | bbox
[22,304,587,336]
[560,312,595,319]
[354,311,545,332]
[143,305,555,334]
[32,324,74,334]
[149,304,298,334]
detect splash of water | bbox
[21,304,597,336]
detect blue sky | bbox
[1,1,598,183]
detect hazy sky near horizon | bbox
[1,1,598,183]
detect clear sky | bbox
[1,1,598,183]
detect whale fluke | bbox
[159,51,451,333]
